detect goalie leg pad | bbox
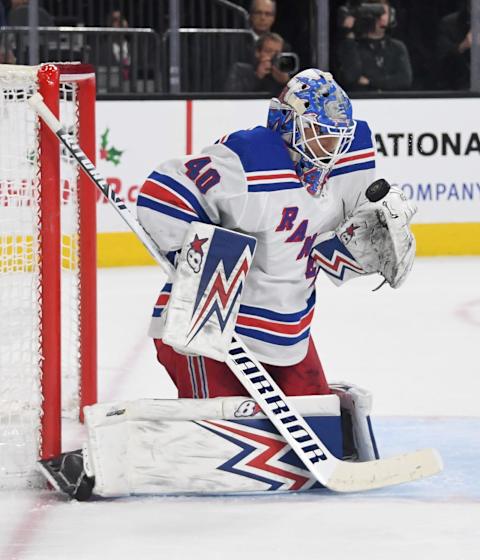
[330,382,379,461]
[83,394,343,496]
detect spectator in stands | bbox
[224,31,290,96]
[335,0,412,92]
[437,0,471,90]
[7,0,53,25]
[4,0,53,64]
[101,9,131,80]
[5,0,54,64]
[107,8,128,30]
[249,0,276,41]
[248,0,294,55]
[8,0,28,11]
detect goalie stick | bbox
[28,92,443,492]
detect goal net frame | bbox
[0,62,97,485]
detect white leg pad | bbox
[83,395,342,496]
[330,382,379,461]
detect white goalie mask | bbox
[267,69,356,193]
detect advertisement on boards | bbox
[96,100,186,233]
[354,98,480,224]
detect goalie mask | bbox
[267,69,356,195]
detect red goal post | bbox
[0,63,97,488]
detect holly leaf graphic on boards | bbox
[100,128,124,166]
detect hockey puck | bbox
[366,179,390,202]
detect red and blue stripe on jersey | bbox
[235,292,316,346]
[221,127,303,193]
[153,285,316,348]
[329,120,376,179]
[138,170,213,224]
[152,283,172,318]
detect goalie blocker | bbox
[38,383,378,498]
[162,223,256,362]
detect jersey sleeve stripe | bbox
[156,293,171,306]
[245,170,302,192]
[248,182,304,193]
[246,171,300,181]
[216,134,230,144]
[140,180,195,214]
[152,283,172,317]
[147,171,212,224]
[329,159,376,179]
[138,195,201,224]
[336,149,375,166]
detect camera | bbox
[272,52,300,75]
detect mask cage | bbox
[292,113,356,171]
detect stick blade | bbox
[326,448,443,493]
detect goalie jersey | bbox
[137,122,375,366]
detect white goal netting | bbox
[0,66,82,488]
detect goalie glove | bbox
[312,179,417,288]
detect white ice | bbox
[1,256,479,559]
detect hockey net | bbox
[0,63,97,488]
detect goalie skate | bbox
[38,451,94,501]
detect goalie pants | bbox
[154,336,330,398]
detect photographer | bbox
[335,0,412,92]
[224,32,297,96]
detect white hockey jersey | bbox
[137,122,376,366]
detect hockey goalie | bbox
[38,69,420,500]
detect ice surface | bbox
[0,257,479,559]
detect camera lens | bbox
[272,53,299,74]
